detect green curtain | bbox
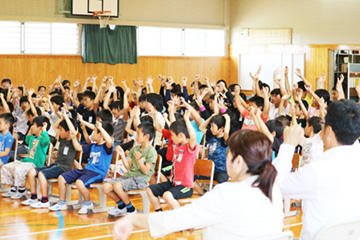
[82,24,137,65]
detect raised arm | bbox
[184,107,197,149]
[72,80,81,108]
[262,88,270,119]
[278,92,290,117]
[273,69,287,97]
[116,146,132,171]
[82,76,92,93]
[294,92,309,120]
[194,74,200,97]
[96,121,113,149]
[27,89,38,117]
[199,114,214,134]
[234,88,246,114]
[0,93,10,113]
[146,76,154,93]
[223,114,231,141]
[284,66,291,93]
[318,73,326,89]
[125,110,136,136]
[204,77,214,95]
[61,108,82,151]
[336,74,345,100]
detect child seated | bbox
[300,116,324,166]
[21,112,82,208]
[48,121,114,214]
[0,113,15,167]
[103,122,157,217]
[196,114,230,195]
[146,108,199,211]
[2,116,50,199]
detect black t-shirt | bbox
[55,137,77,172]
[76,104,96,141]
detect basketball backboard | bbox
[71,0,119,17]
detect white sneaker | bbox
[2,191,16,198]
[22,198,38,206]
[107,206,127,218]
[48,202,67,211]
[78,202,94,214]
[127,209,137,215]
[30,201,50,208]
[10,192,26,199]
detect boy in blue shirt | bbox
[0,113,14,166]
[49,121,114,214]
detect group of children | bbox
[0,67,347,219]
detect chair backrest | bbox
[291,153,301,170]
[254,231,293,240]
[313,217,360,240]
[193,158,215,190]
[11,138,18,158]
[46,143,53,166]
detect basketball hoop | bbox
[93,11,111,28]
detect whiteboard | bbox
[238,53,305,91]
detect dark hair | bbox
[96,109,113,122]
[325,100,360,145]
[228,84,240,92]
[49,91,61,96]
[295,100,309,111]
[7,102,14,113]
[33,116,50,131]
[0,113,14,127]
[275,115,290,127]
[50,95,64,107]
[265,120,284,138]
[209,94,216,101]
[145,93,163,112]
[216,79,227,88]
[260,82,270,92]
[169,119,189,138]
[115,86,124,100]
[228,130,277,201]
[59,118,77,132]
[138,122,155,141]
[210,114,225,129]
[307,117,322,134]
[139,94,147,103]
[240,92,247,102]
[63,86,70,91]
[170,84,181,94]
[20,96,29,105]
[77,93,83,101]
[110,100,123,110]
[82,91,96,100]
[69,109,77,120]
[62,79,71,86]
[26,107,42,117]
[270,88,282,97]
[18,86,24,95]
[248,96,264,109]
[297,81,306,92]
[174,112,184,121]
[96,121,113,136]
[314,89,330,105]
[189,101,200,112]
[1,78,11,85]
[199,84,208,90]
[38,85,46,92]
[140,115,153,125]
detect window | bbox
[0,21,21,54]
[138,27,225,57]
[0,21,79,55]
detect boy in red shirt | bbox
[146,107,199,211]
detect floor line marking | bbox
[53,211,64,240]
[284,222,303,228]
[0,221,115,239]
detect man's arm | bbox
[0,93,10,113]
[72,80,81,108]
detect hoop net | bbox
[93,11,111,28]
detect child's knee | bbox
[75,179,84,187]
[163,191,174,200]
[28,168,36,177]
[102,182,113,194]
[113,182,123,191]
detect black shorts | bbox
[148,180,193,200]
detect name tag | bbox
[88,116,93,123]
[63,146,69,155]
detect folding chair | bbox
[284,153,300,217]
[313,217,360,240]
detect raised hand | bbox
[184,107,191,121]
[182,77,188,86]
[194,74,200,82]
[284,66,289,75]
[273,69,281,85]
[255,65,262,78]
[319,73,326,84]
[146,76,154,85]
[138,78,144,88]
[337,74,344,84]
[295,68,303,78]
[102,76,108,83]
[28,88,35,97]
[283,123,304,147]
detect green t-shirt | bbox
[124,144,157,183]
[21,131,50,167]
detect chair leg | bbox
[91,185,108,213]
[139,191,150,214]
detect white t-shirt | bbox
[148,176,284,239]
[299,133,324,166]
[142,111,165,147]
[269,103,290,120]
[274,142,360,240]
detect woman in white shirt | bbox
[113,130,284,240]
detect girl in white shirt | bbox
[113,130,284,240]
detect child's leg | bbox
[146,180,173,211]
[14,162,35,188]
[146,187,161,210]
[1,161,16,185]
[28,168,38,194]
[163,191,180,209]
[102,182,121,202]
[75,179,91,201]
[113,182,131,204]
[193,181,204,195]
[38,172,48,198]
[58,175,68,201]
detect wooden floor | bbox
[0,183,303,240]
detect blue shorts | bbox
[35,164,65,180]
[61,169,103,188]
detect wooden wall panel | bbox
[0,55,230,94]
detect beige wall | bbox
[230,0,360,45]
[0,0,228,29]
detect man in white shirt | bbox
[273,100,360,240]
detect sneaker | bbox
[49,202,67,211]
[30,201,50,208]
[78,202,94,214]
[2,191,16,198]
[10,192,26,199]
[127,209,137,215]
[107,206,127,217]
[22,198,38,206]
